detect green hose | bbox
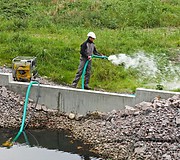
[81,60,90,89]
[22,131,30,145]
[81,54,108,89]
[12,81,39,143]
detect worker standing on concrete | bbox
[72,32,102,90]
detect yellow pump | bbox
[12,56,37,82]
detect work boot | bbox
[84,85,91,90]
[71,83,77,88]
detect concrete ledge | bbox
[135,88,180,104]
[0,73,12,86]
[0,73,179,115]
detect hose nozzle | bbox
[2,138,13,148]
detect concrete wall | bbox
[0,73,179,115]
[135,88,180,104]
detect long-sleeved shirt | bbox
[80,38,101,59]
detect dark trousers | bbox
[72,57,91,87]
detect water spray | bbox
[108,52,180,90]
[108,52,159,77]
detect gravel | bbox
[0,86,180,160]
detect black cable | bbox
[24,130,40,146]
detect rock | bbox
[155,102,162,108]
[125,105,136,111]
[151,96,161,103]
[175,116,180,125]
[110,118,116,125]
[172,95,180,100]
[20,101,24,105]
[75,114,83,121]
[162,154,172,160]
[162,119,169,126]
[134,146,146,154]
[42,105,48,112]
[1,86,8,97]
[87,111,106,119]
[133,111,141,115]
[29,98,34,103]
[110,109,117,115]
[0,85,180,160]
[135,101,153,109]
[36,104,42,110]
[69,113,75,120]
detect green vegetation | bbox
[0,0,179,93]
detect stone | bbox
[69,113,75,120]
[42,105,48,112]
[35,104,42,110]
[125,105,136,111]
[1,86,8,97]
[0,85,180,160]
[75,114,83,121]
[162,154,172,160]
[175,116,180,125]
[134,146,146,154]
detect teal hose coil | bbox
[12,81,39,143]
[81,55,108,89]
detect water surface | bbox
[0,128,102,160]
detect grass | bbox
[0,0,179,93]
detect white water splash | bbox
[108,52,180,90]
[160,63,180,90]
[108,52,159,77]
[162,80,180,90]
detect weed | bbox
[0,0,179,93]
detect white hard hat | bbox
[87,32,96,39]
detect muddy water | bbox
[0,128,102,160]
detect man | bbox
[72,32,102,89]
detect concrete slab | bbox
[0,73,179,115]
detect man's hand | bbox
[88,56,92,60]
